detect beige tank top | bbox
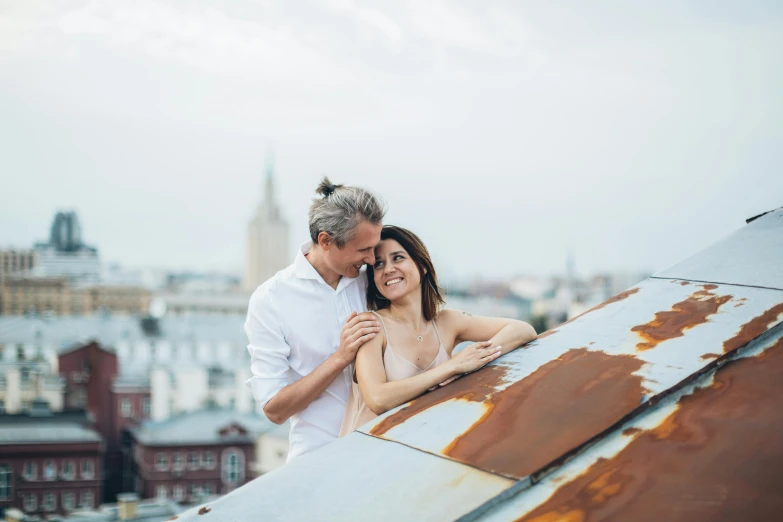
[339,311,451,436]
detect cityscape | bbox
[0,158,649,520]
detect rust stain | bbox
[516,337,783,522]
[370,365,508,437]
[534,288,641,340]
[197,506,211,515]
[734,297,747,308]
[622,427,642,436]
[583,288,640,315]
[679,281,690,286]
[722,302,783,354]
[442,349,646,478]
[631,286,732,351]
[700,353,721,361]
[167,517,179,521]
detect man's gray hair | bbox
[309,176,387,247]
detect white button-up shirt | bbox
[245,242,368,461]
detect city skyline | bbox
[1,1,782,280]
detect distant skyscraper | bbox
[31,211,101,282]
[244,153,290,291]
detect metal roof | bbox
[129,408,274,446]
[0,422,102,445]
[174,207,783,521]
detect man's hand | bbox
[332,312,381,368]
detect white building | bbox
[244,155,290,291]
[0,314,260,419]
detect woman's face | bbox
[373,239,422,301]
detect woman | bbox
[340,226,537,436]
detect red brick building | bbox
[0,404,103,517]
[129,409,272,503]
[58,341,151,502]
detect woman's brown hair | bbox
[366,225,446,321]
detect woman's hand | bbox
[447,341,502,375]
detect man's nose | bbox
[363,253,374,266]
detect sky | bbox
[1,1,782,282]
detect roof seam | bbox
[354,431,518,481]
[649,276,783,292]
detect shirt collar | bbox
[293,241,364,292]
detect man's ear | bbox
[317,231,332,250]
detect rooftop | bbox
[173,207,783,521]
[0,408,100,445]
[129,408,275,446]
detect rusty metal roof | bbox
[174,207,783,521]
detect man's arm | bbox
[246,289,381,424]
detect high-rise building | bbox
[33,211,101,282]
[244,154,290,291]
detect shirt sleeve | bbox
[244,282,291,408]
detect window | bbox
[142,397,151,416]
[44,460,56,480]
[202,451,215,470]
[120,397,133,417]
[81,491,94,508]
[189,483,199,497]
[202,483,212,495]
[173,452,184,471]
[188,451,200,470]
[156,485,167,499]
[23,461,36,480]
[72,387,87,407]
[0,465,11,500]
[81,459,94,479]
[155,453,169,471]
[173,484,184,501]
[24,493,37,512]
[0,399,5,414]
[62,460,74,479]
[43,491,56,511]
[221,449,244,485]
[63,491,75,511]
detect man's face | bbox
[326,221,382,279]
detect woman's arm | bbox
[355,332,500,415]
[438,309,537,357]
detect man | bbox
[245,177,387,461]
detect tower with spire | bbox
[244,151,290,290]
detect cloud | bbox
[54,0,351,85]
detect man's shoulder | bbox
[248,264,297,305]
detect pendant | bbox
[416,335,423,342]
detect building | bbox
[255,422,289,475]
[0,363,64,415]
[244,155,289,291]
[0,277,151,317]
[31,211,101,283]
[0,403,103,517]
[128,409,274,503]
[3,494,181,522]
[0,250,38,283]
[173,207,783,521]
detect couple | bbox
[245,178,537,461]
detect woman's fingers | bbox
[480,348,502,361]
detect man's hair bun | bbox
[316,176,343,198]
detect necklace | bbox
[415,322,429,342]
